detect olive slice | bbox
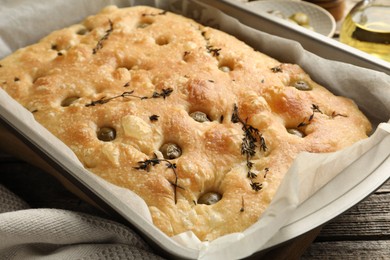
[198,192,222,205]
[160,143,182,159]
[97,127,116,142]
[287,128,305,138]
[293,80,312,91]
[190,111,210,123]
[61,96,79,107]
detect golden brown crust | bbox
[0,5,371,241]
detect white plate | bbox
[246,0,336,37]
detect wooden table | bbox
[1,149,389,259]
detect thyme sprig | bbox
[85,88,173,107]
[135,154,180,204]
[93,19,114,54]
[232,104,267,192]
[297,104,323,127]
[200,29,222,58]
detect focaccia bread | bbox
[0,6,371,241]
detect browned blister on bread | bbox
[0,6,371,241]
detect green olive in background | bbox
[289,12,310,26]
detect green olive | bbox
[76,28,88,35]
[160,143,182,159]
[137,22,151,28]
[290,12,310,26]
[287,128,305,138]
[61,96,79,107]
[219,65,231,72]
[97,127,116,142]
[198,192,222,205]
[293,80,312,91]
[190,111,210,123]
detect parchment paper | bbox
[1,0,390,259]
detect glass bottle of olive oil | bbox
[340,0,390,62]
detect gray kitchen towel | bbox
[0,185,164,260]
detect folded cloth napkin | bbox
[0,184,164,260]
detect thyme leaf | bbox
[93,19,114,54]
[206,46,221,57]
[149,114,159,122]
[264,167,269,178]
[150,87,173,99]
[250,182,263,192]
[240,196,245,212]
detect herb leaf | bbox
[231,104,267,192]
[93,19,114,54]
[149,114,159,121]
[86,88,173,107]
[135,154,179,204]
[297,104,323,128]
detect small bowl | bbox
[246,0,337,37]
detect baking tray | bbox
[198,0,390,75]
[1,0,390,259]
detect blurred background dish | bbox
[246,0,337,37]
[303,0,346,21]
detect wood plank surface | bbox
[302,178,390,259]
[302,240,390,259]
[318,193,390,239]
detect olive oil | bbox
[340,1,390,62]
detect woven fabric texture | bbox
[0,184,164,260]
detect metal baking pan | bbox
[198,0,390,75]
[1,0,389,259]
